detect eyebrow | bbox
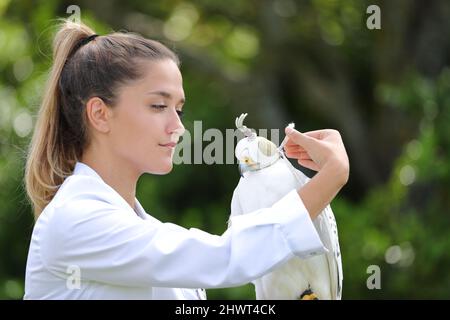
[147,91,185,104]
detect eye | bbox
[151,104,167,110]
[176,110,184,118]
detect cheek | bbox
[111,108,172,164]
[135,120,169,160]
[109,112,151,155]
[130,111,161,139]
[143,119,166,144]
[120,118,146,145]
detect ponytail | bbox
[25,21,95,218]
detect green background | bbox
[0,0,449,299]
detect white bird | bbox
[229,113,343,300]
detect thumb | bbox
[285,127,315,149]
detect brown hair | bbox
[25,19,179,218]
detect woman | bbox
[24,20,349,299]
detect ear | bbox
[85,97,112,133]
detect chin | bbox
[161,164,173,174]
[149,162,173,175]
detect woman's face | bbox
[108,59,185,176]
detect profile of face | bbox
[87,59,185,176]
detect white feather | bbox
[230,115,343,300]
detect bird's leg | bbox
[299,285,319,300]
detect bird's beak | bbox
[238,163,248,177]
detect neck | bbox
[81,147,139,211]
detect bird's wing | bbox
[313,207,343,299]
[280,154,343,299]
[279,154,309,185]
[324,206,343,299]
[229,183,244,228]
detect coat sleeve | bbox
[40,189,326,289]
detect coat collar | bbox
[73,162,155,221]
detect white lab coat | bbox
[24,162,326,300]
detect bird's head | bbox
[234,113,280,176]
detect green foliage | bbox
[337,70,450,298]
[0,0,449,299]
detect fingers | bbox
[301,130,325,140]
[286,151,319,171]
[284,127,315,149]
[284,148,318,171]
[298,159,320,171]
[283,125,345,173]
[285,149,300,157]
[284,144,305,154]
[303,129,341,142]
[285,150,309,160]
[285,139,306,150]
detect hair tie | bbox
[79,34,99,47]
[71,34,99,56]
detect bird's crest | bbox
[235,113,256,140]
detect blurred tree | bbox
[0,0,448,299]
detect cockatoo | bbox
[229,113,343,300]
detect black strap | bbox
[71,34,99,55]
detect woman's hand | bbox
[284,127,350,219]
[284,127,349,185]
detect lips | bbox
[159,142,177,148]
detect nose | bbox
[168,109,185,139]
